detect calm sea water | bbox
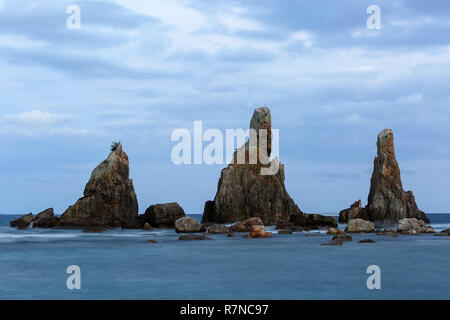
[0,214,449,300]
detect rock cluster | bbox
[397,218,434,234]
[59,143,138,227]
[202,107,302,225]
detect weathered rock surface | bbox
[207,224,230,234]
[202,107,302,225]
[175,216,206,233]
[10,213,34,229]
[346,219,375,233]
[230,217,264,232]
[139,202,185,228]
[364,129,429,225]
[60,143,138,227]
[397,218,434,234]
[289,213,338,229]
[33,208,58,228]
[339,200,363,224]
[327,228,345,236]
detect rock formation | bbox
[139,202,185,228]
[202,107,302,225]
[338,200,362,223]
[59,143,138,227]
[230,217,265,232]
[341,129,429,226]
[10,213,34,229]
[33,208,58,228]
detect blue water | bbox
[0,214,449,300]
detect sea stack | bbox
[340,129,429,225]
[59,143,138,227]
[202,106,302,225]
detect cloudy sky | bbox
[1,0,449,215]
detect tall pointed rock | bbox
[60,143,138,227]
[364,129,428,224]
[202,107,302,225]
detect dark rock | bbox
[332,234,353,242]
[82,226,107,233]
[277,230,293,234]
[275,221,295,230]
[60,143,138,227]
[227,233,235,237]
[364,129,429,224]
[121,219,144,230]
[179,235,213,241]
[290,212,338,229]
[207,224,230,234]
[359,239,376,243]
[139,202,185,228]
[175,216,206,233]
[10,213,34,229]
[33,208,58,228]
[305,232,322,237]
[339,200,363,224]
[146,240,159,244]
[230,217,264,232]
[202,107,302,225]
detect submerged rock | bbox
[332,234,353,242]
[365,129,429,224]
[10,213,34,229]
[175,216,206,233]
[139,202,185,228]
[33,208,58,228]
[202,107,302,225]
[60,143,138,227]
[359,239,376,243]
[321,238,343,246]
[346,219,375,233]
[179,235,212,241]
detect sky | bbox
[1,0,450,215]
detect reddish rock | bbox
[249,225,272,238]
[339,200,363,223]
[230,217,264,232]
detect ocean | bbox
[0,214,449,300]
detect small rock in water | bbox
[305,232,322,237]
[146,240,159,244]
[178,235,213,241]
[249,225,272,238]
[327,227,345,236]
[359,239,376,243]
[321,238,343,246]
[277,230,293,235]
[143,223,153,230]
[83,226,107,233]
[227,233,235,237]
[230,217,264,232]
[332,234,352,242]
[175,216,206,233]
